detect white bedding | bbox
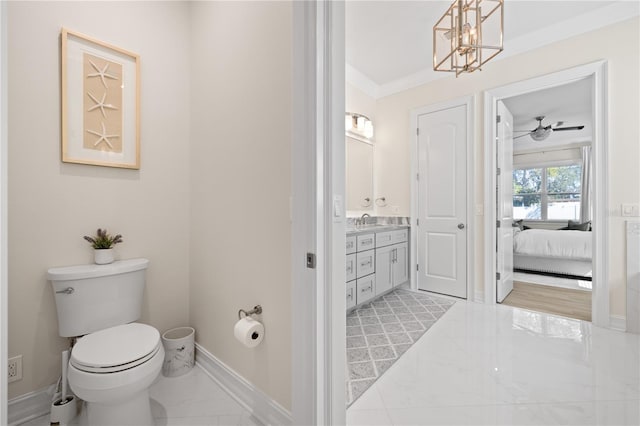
[513,228,592,260]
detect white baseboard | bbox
[8,385,53,426]
[474,290,485,303]
[610,315,627,332]
[195,343,292,426]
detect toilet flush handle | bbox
[56,287,75,295]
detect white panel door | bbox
[417,105,467,298]
[496,101,514,302]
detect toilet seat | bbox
[71,323,161,374]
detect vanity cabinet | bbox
[375,229,409,294]
[376,243,409,294]
[346,226,409,311]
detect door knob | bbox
[457,223,465,229]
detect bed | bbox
[513,228,593,281]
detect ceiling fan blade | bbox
[553,125,585,131]
[514,130,532,133]
[513,133,531,140]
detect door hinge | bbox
[496,115,501,124]
[306,253,316,269]
[496,220,501,228]
[416,128,420,136]
[416,218,419,226]
[497,167,501,176]
[496,272,501,280]
[416,264,419,271]
[416,173,420,181]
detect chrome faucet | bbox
[358,213,371,226]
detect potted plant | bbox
[83,228,123,265]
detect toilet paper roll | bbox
[234,317,265,348]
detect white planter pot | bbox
[94,249,114,265]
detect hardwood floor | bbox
[502,281,592,322]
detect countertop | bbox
[346,224,410,235]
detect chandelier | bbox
[433,0,504,76]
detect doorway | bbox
[483,61,609,327]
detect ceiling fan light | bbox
[530,128,551,141]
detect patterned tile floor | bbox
[346,288,455,405]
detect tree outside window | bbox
[513,164,581,221]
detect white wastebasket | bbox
[161,327,195,377]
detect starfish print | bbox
[87,59,118,88]
[87,122,119,149]
[87,91,118,118]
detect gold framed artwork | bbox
[61,28,140,169]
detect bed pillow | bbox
[512,219,525,231]
[567,220,591,231]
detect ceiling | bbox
[503,77,593,152]
[346,1,638,97]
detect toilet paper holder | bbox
[238,305,263,320]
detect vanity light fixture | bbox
[433,0,504,77]
[346,112,374,140]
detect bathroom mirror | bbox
[346,135,373,212]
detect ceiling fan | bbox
[514,116,585,141]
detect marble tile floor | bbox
[347,299,640,425]
[19,366,262,426]
[20,298,640,426]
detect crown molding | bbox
[347,2,639,100]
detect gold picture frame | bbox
[61,28,140,169]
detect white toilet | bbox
[48,258,164,426]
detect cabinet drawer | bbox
[356,275,375,305]
[356,233,375,252]
[392,228,409,244]
[346,280,356,309]
[346,254,356,282]
[356,250,375,278]
[376,231,393,248]
[346,236,357,254]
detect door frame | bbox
[410,95,475,300]
[1,1,8,423]
[483,61,609,327]
[291,1,345,425]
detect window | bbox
[513,164,581,221]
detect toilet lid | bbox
[71,323,160,373]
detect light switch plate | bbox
[622,203,640,217]
[333,196,343,222]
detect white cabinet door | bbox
[356,250,375,278]
[393,242,409,287]
[375,245,394,295]
[346,281,356,310]
[346,253,356,282]
[356,274,376,305]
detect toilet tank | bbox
[47,258,149,337]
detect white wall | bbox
[188,1,292,410]
[7,2,191,399]
[373,18,639,316]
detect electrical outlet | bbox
[8,355,22,383]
